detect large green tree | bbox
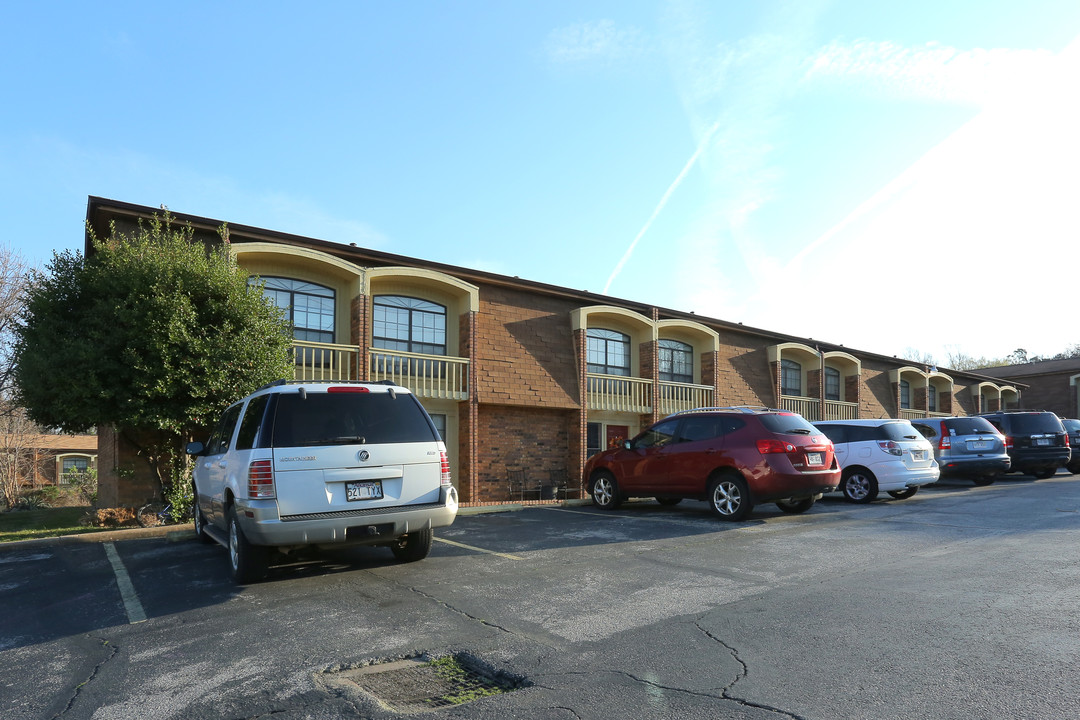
[13,214,294,499]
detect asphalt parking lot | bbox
[4,473,1080,719]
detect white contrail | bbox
[602,119,723,294]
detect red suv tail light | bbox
[248,459,275,499]
[757,438,796,454]
[1066,434,1071,447]
[439,450,452,486]
[938,421,951,450]
[1004,435,1013,450]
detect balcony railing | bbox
[899,409,927,420]
[292,341,360,381]
[780,395,821,420]
[658,381,715,416]
[823,400,859,421]
[586,373,652,414]
[369,349,469,400]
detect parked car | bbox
[583,406,840,521]
[812,419,939,502]
[908,416,1010,485]
[979,410,1071,479]
[1060,418,1080,474]
[187,380,458,583]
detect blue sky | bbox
[2,1,1078,367]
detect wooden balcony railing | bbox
[780,395,821,421]
[586,374,652,414]
[658,381,715,416]
[823,400,859,421]
[899,409,927,420]
[292,341,360,381]
[369,349,469,400]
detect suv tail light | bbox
[757,438,796,454]
[1066,434,1071,447]
[248,459,275,499]
[938,421,951,450]
[877,440,903,456]
[439,450,452,486]
[1004,435,1014,450]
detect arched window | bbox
[659,340,693,383]
[781,359,801,396]
[587,329,630,376]
[824,367,841,401]
[900,380,911,409]
[373,296,447,356]
[258,277,335,343]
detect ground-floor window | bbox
[429,413,446,442]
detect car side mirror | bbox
[186,441,206,456]
[623,440,632,450]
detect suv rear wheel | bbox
[228,506,269,584]
[841,468,878,503]
[708,474,752,521]
[390,527,433,562]
[775,496,815,514]
[591,472,621,510]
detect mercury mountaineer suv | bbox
[187,380,458,583]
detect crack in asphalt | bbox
[694,622,807,720]
[52,635,117,720]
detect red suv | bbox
[584,407,840,521]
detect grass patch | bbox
[0,506,106,543]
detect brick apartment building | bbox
[86,197,1025,507]
[979,358,1080,420]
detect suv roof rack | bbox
[669,406,785,416]
[255,379,397,392]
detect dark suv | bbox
[583,407,840,521]
[1062,419,1080,473]
[978,411,1071,479]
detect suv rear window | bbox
[1001,413,1064,434]
[758,413,819,435]
[941,417,998,435]
[270,392,439,447]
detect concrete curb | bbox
[0,499,594,550]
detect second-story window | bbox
[259,277,335,343]
[900,379,911,409]
[659,340,694,383]
[373,296,447,356]
[825,367,841,401]
[587,329,630,376]
[781,359,801,396]
[929,384,938,412]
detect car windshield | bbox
[271,391,438,447]
[758,413,819,435]
[1006,413,1064,434]
[943,417,998,435]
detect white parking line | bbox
[103,542,146,624]
[433,537,524,560]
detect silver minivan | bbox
[909,416,1010,485]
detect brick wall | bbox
[717,334,774,406]
[473,405,576,502]
[473,285,581,408]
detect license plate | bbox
[1035,438,1051,447]
[346,481,383,501]
[969,440,990,450]
[806,452,823,466]
[912,450,927,461]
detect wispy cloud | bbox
[544,19,645,64]
[802,39,1063,106]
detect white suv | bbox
[187,380,458,583]
[812,419,939,502]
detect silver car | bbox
[909,416,1010,485]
